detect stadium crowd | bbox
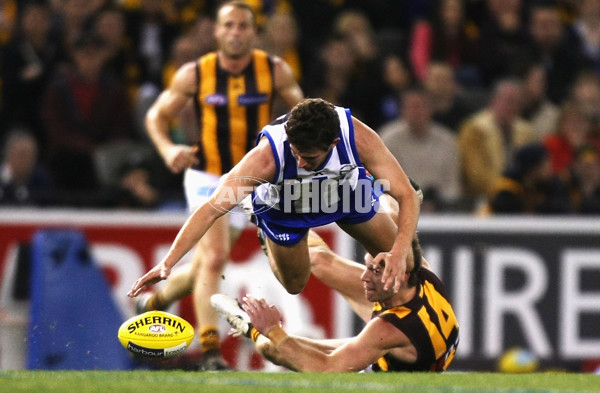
[2,0,600,215]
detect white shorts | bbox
[183,168,249,230]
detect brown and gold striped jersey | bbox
[371,268,459,372]
[192,49,275,175]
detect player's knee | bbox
[199,250,229,274]
[281,276,309,295]
[283,282,305,295]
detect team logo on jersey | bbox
[207,176,279,215]
[238,93,268,106]
[205,94,228,106]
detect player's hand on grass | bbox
[374,249,408,293]
[241,295,282,336]
[127,262,172,297]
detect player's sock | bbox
[198,326,229,370]
[135,292,168,313]
[147,292,170,311]
[136,292,169,313]
[199,325,221,354]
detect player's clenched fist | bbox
[163,145,198,173]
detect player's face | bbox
[215,5,256,60]
[361,255,394,303]
[289,144,333,172]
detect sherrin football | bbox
[117,310,195,358]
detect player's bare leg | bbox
[262,234,312,295]
[337,211,396,258]
[193,214,236,370]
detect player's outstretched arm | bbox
[352,117,420,292]
[242,295,408,372]
[128,140,276,297]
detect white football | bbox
[117,310,195,358]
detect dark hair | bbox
[408,234,423,288]
[285,98,340,152]
[217,1,257,27]
[511,142,548,177]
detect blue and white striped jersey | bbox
[252,106,379,228]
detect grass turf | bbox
[1,370,598,393]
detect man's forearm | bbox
[146,109,174,158]
[256,328,349,372]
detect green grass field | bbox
[1,370,598,393]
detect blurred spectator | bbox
[409,0,479,85]
[0,2,59,150]
[260,10,302,82]
[333,9,378,69]
[106,154,161,209]
[182,15,216,59]
[519,62,560,139]
[345,0,416,37]
[571,0,600,74]
[242,0,292,29]
[557,0,582,24]
[475,0,529,87]
[458,79,536,207]
[0,128,54,206]
[41,32,136,199]
[330,9,385,127]
[423,61,483,132]
[303,34,355,107]
[524,1,589,104]
[173,0,216,31]
[260,10,303,115]
[379,87,461,212]
[372,53,414,127]
[0,0,17,47]
[93,7,143,100]
[489,142,572,214]
[49,0,102,61]
[123,0,181,89]
[568,144,600,213]
[542,100,591,176]
[288,0,346,67]
[568,69,600,141]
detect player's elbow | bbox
[256,339,287,368]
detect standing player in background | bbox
[137,1,303,370]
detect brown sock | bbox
[146,292,168,311]
[199,326,221,354]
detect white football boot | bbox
[210,294,253,338]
